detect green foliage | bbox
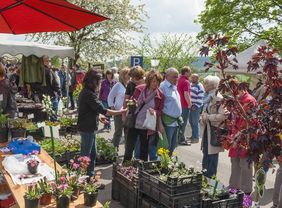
[135,33,198,71]
[0,112,8,128]
[73,83,83,99]
[96,136,116,161]
[25,183,42,200]
[59,117,77,127]
[38,177,53,194]
[8,118,27,129]
[27,0,147,63]
[83,182,98,194]
[40,139,67,155]
[196,0,282,52]
[103,201,111,208]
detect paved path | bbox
[95,124,276,208]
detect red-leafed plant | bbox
[200,35,282,169]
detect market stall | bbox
[0,40,75,122]
[0,143,102,208]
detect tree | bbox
[196,0,282,51]
[135,33,198,71]
[28,0,147,64]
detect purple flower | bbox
[243,194,252,207]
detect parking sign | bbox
[130,56,143,67]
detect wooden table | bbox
[0,144,102,208]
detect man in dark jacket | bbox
[31,56,61,120]
[0,64,17,117]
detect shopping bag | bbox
[143,110,156,131]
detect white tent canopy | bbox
[0,40,75,59]
[224,40,273,74]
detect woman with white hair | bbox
[200,75,227,178]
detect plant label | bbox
[18,112,23,117]
[0,94,3,101]
[28,114,34,119]
[37,122,46,128]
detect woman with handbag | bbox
[123,70,164,162]
[200,75,227,178]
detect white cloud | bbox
[133,0,205,33]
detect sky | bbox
[0,0,205,42]
[132,0,205,38]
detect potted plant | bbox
[38,177,54,205]
[27,158,40,174]
[68,156,91,201]
[83,180,98,207]
[68,174,80,201]
[9,118,27,138]
[0,111,9,143]
[55,176,73,208]
[24,183,41,208]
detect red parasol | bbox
[0,0,108,34]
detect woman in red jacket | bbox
[123,70,164,161]
[228,83,257,194]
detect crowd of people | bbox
[0,58,281,207]
[77,65,281,207]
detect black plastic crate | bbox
[139,170,202,196]
[112,163,138,208]
[202,192,244,208]
[139,193,201,208]
[112,163,138,187]
[138,194,164,208]
[26,128,44,140]
[112,177,138,208]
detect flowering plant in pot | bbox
[68,156,91,201]
[27,158,40,174]
[24,183,42,208]
[38,177,54,205]
[0,110,9,143]
[82,178,99,207]
[55,175,73,208]
[8,118,27,138]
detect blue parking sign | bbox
[130,56,143,67]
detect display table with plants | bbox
[0,143,103,208]
[40,136,117,166]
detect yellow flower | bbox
[172,152,177,156]
[158,148,164,155]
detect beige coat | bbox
[200,91,226,155]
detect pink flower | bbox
[59,177,66,184]
[58,183,68,191]
[70,159,74,164]
[72,163,80,170]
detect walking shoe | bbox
[179,140,191,146]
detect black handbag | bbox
[123,102,145,129]
[209,122,228,147]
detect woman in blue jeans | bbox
[200,75,226,178]
[77,69,126,178]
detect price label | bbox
[0,94,3,101]
[27,114,34,119]
[37,122,46,128]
